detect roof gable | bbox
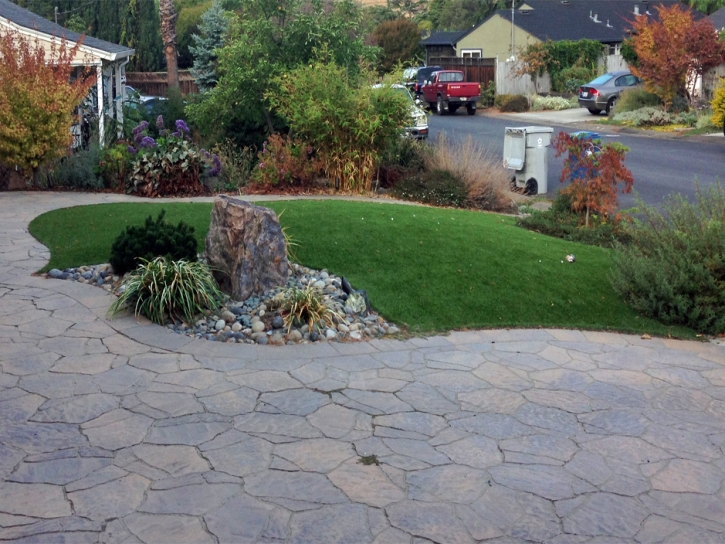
[459,0,702,45]
[420,30,468,46]
[710,6,725,31]
[0,0,133,58]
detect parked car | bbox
[372,83,428,139]
[404,65,443,97]
[420,70,481,116]
[578,71,641,115]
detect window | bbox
[590,74,614,85]
[461,49,482,58]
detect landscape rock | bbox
[205,196,289,301]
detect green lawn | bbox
[28,200,692,337]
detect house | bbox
[0,0,135,145]
[422,0,691,61]
[420,31,468,65]
[709,6,725,32]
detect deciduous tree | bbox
[0,32,95,175]
[629,4,724,108]
[552,132,633,227]
[373,18,422,73]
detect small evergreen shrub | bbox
[109,210,198,275]
[611,184,725,335]
[108,257,224,325]
[495,94,530,112]
[711,78,725,128]
[480,80,496,108]
[553,65,595,94]
[392,169,468,208]
[616,88,661,113]
[44,145,103,190]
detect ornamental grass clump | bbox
[277,285,342,332]
[611,183,725,335]
[108,257,224,325]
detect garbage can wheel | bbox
[524,178,538,196]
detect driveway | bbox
[496,107,597,126]
[1,192,724,543]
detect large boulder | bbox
[205,195,289,301]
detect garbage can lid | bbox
[505,126,554,134]
[570,131,601,140]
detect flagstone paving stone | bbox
[0,192,724,542]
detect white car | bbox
[372,83,429,140]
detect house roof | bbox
[709,6,725,31]
[0,0,134,59]
[459,0,702,45]
[420,30,468,46]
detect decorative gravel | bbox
[46,262,401,345]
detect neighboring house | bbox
[0,0,135,145]
[420,31,467,65]
[422,0,692,61]
[709,5,725,31]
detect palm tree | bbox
[159,0,179,89]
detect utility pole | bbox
[54,6,58,25]
[511,0,515,58]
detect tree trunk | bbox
[159,0,179,89]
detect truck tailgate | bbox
[446,83,480,97]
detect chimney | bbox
[590,9,593,18]
[634,4,640,15]
[593,12,600,22]
[607,19,613,27]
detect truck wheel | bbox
[588,108,602,115]
[436,96,447,115]
[524,178,538,196]
[466,104,476,116]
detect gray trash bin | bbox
[503,126,554,195]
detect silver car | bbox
[578,71,641,115]
[372,84,429,140]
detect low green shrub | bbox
[391,169,468,208]
[517,192,631,248]
[45,145,103,190]
[109,210,198,275]
[612,107,672,126]
[276,285,343,332]
[108,257,224,325]
[378,136,428,187]
[616,88,661,113]
[531,95,576,111]
[96,143,132,189]
[495,94,529,112]
[209,139,257,192]
[611,184,725,335]
[696,112,717,130]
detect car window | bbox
[614,76,626,87]
[624,75,637,86]
[589,74,614,86]
[450,72,464,82]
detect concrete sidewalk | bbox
[0,191,723,543]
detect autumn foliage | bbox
[629,4,725,108]
[0,31,96,175]
[553,132,634,227]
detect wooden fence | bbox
[125,70,199,97]
[428,57,496,87]
[496,60,551,95]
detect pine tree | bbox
[189,0,228,92]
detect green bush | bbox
[495,94,529,112]
[391,169,468,208]
[96,143,132,189]
[209,139,256,192]
[553,65,595,94]
[517,192,631,248]
[45,145,103,190]
[480,80,496,108]
[613,88,661,113]
[108,257,224,325]
[109,210,199,275]
[378,136,428,187]
[611,184,725,335]
[268,60,410,192]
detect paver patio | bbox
[0,192,724,543]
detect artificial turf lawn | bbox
[28,200,693,337]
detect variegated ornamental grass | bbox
[108,257,224,325]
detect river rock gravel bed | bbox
[46,262,401,345]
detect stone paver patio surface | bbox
[0,192,724,543]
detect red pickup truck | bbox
[420,70,481,116]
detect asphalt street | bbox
[427,110,725,208]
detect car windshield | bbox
[393,87,414,103]
[588,74,614,86]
